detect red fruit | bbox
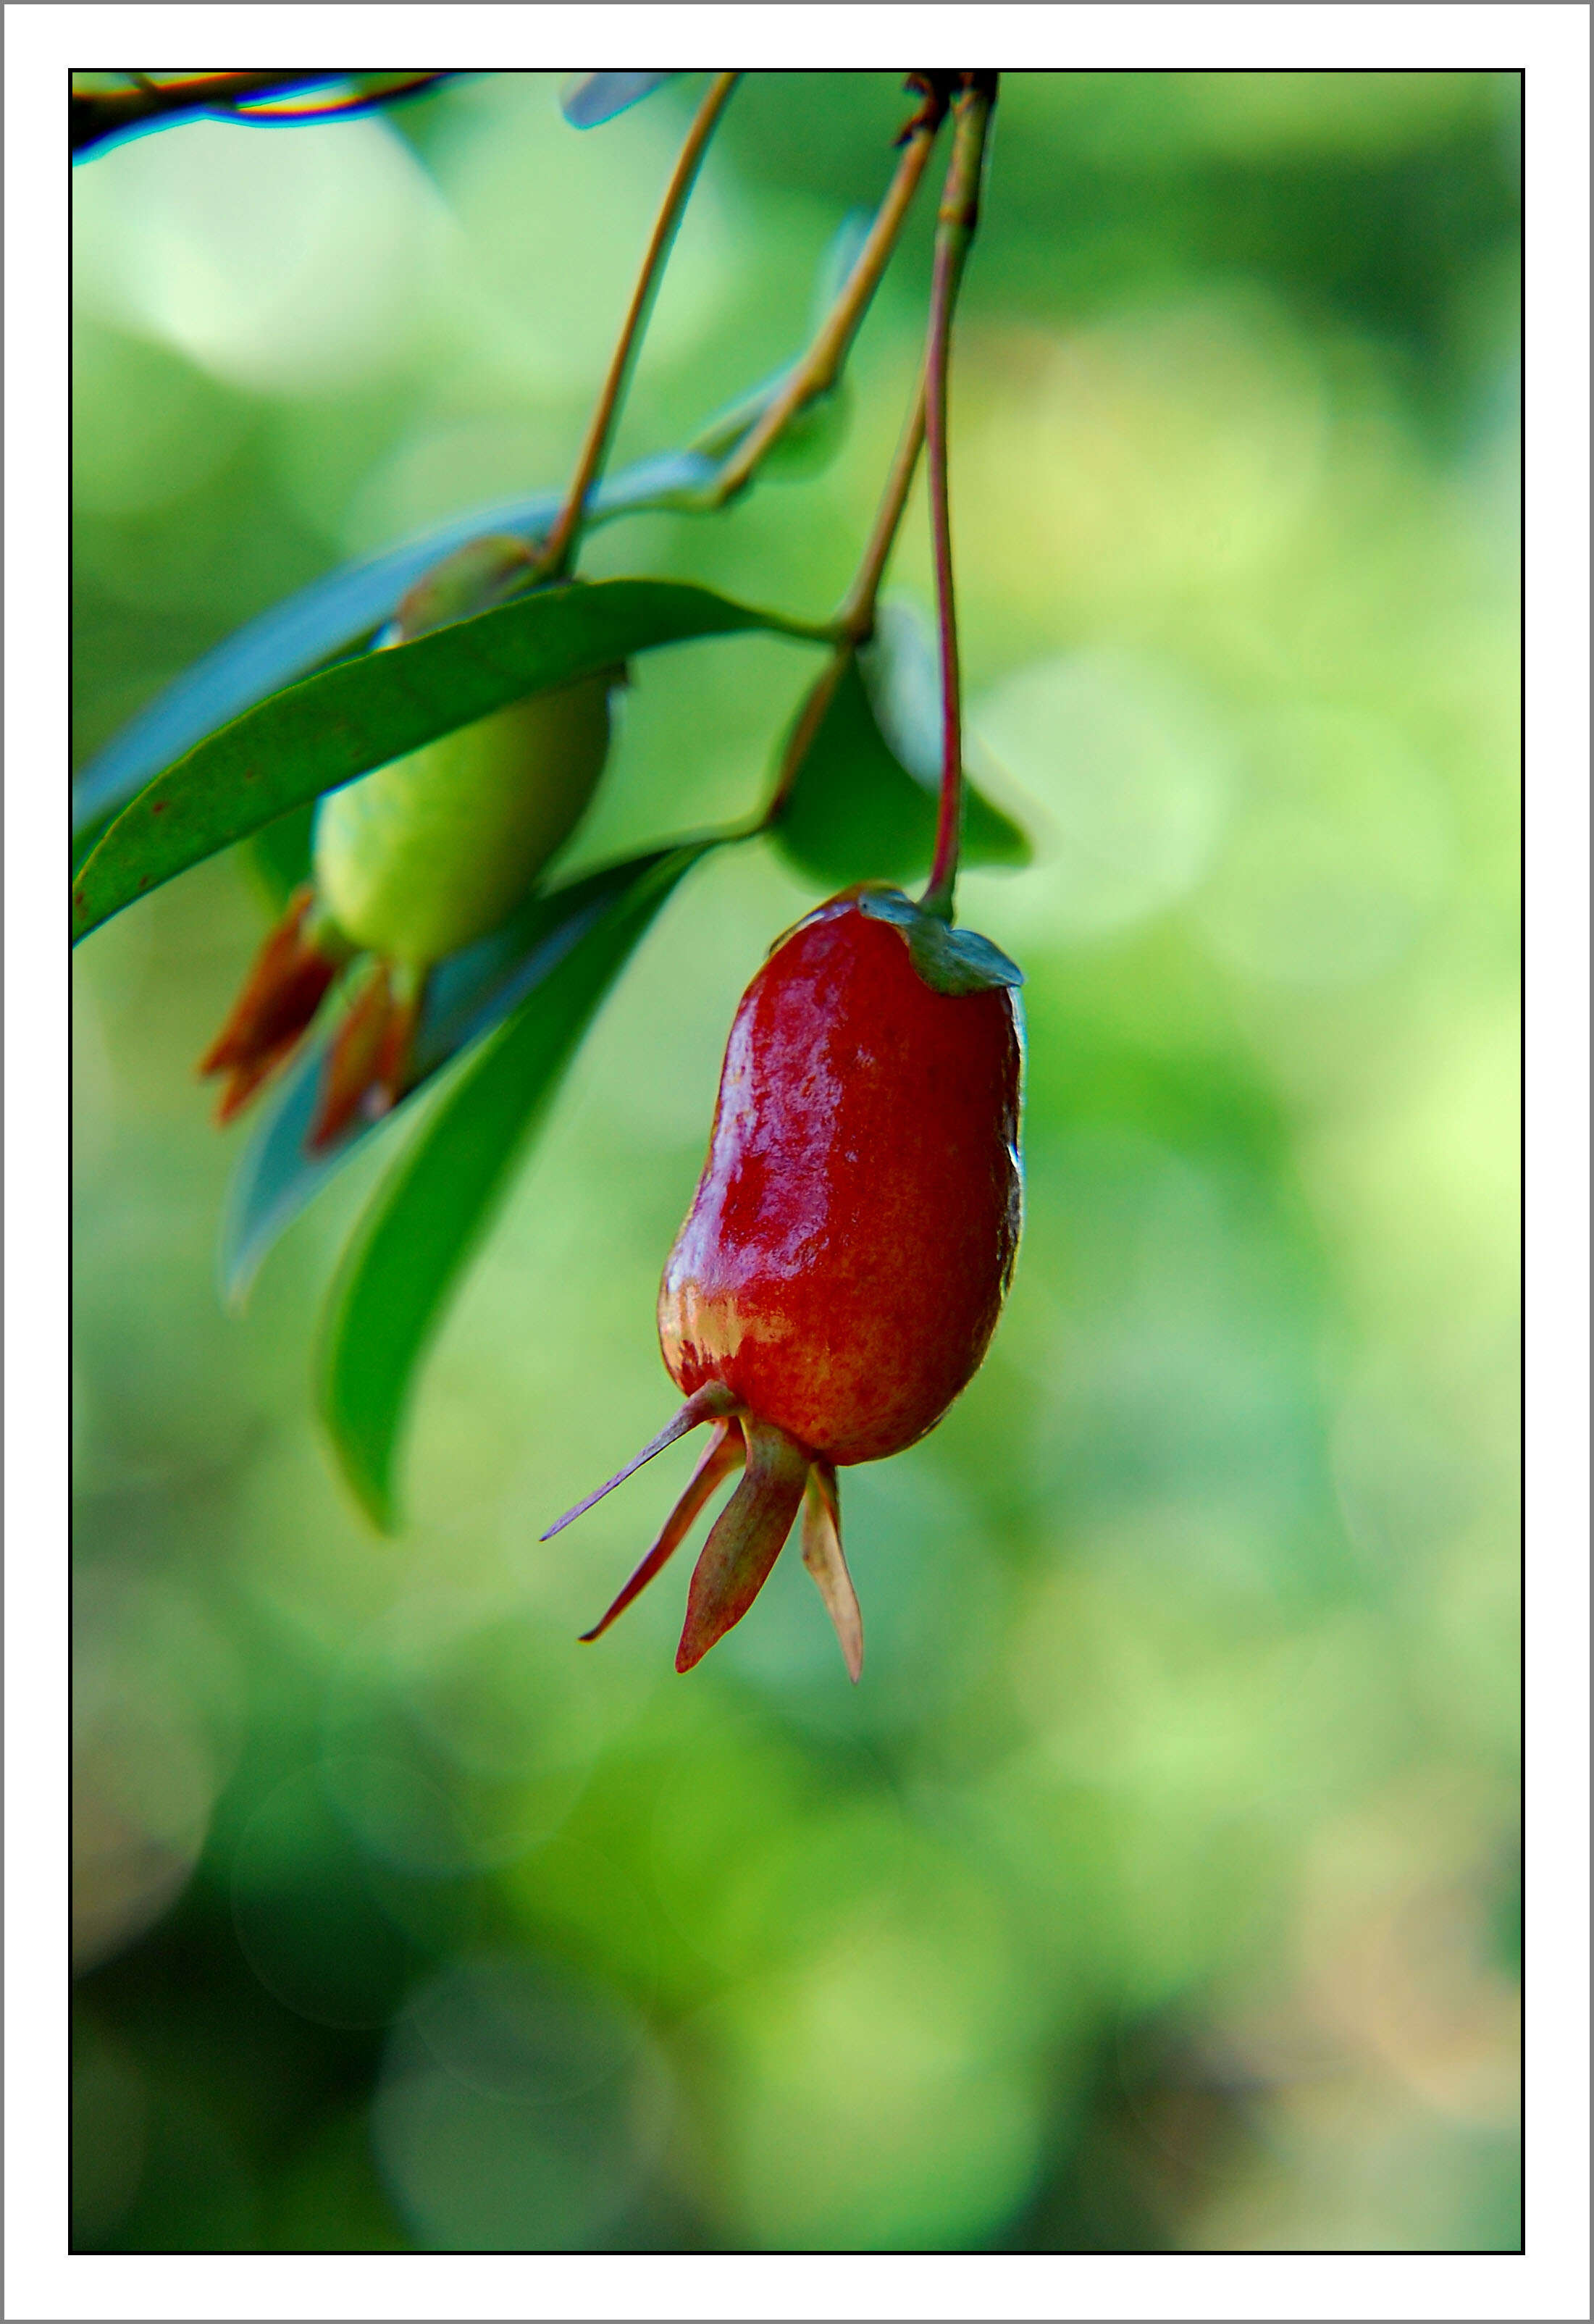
[546,886,1023,1677]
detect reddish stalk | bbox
[751,358,929,834]
[839,360,928,644]
[919,77,997,924]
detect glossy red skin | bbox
[659,894,1023,1466]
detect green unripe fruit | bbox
[312,672,613,965]
[204,535,620,1136]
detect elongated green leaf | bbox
[317,844,712,1530]
[73,211,878,851]
[220,850,673,1307]
[771,646,1031,892]
[73,216,875,850]
[561,72,676,128]
[72,71,461,161]
[72,579,824,945]
[70,453,721,843]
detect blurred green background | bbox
[72,70,1521,2253]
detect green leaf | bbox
[219,850,670,1308]
[70,456,723,842]
[316,842,713,1530]
[771,646,1031,892]
[560,72,676,128]
[72,578,826,946]
[856,886,1024,995]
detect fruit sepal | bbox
[543,1385,865,1681]
[197,884,351,1125]
[309,955,423,1151]
[855,884,1023,997]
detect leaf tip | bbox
[340,1450,400,1536]
[318,1354,401,1537]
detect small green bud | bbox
[392,534,537,643]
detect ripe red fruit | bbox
[546,886,1023,1677]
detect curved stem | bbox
[537,71,741,582]
[71,70,454,157]
[692,96,948,511]
[920,78,996,923]
[753,359,929,834]
[839,360,928,642]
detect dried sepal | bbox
[198,884,346,1125]
[309,960,423,1151]
[542,1381,739,1545]
[800,1459,863,1682]
[579,1417,745,1644]
[676,1417,812,1674]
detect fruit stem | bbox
[840,359,928,644]
[689,81,950,510]
[919,75,997,925]
[537,71,741,582]
[752,358,929,834]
